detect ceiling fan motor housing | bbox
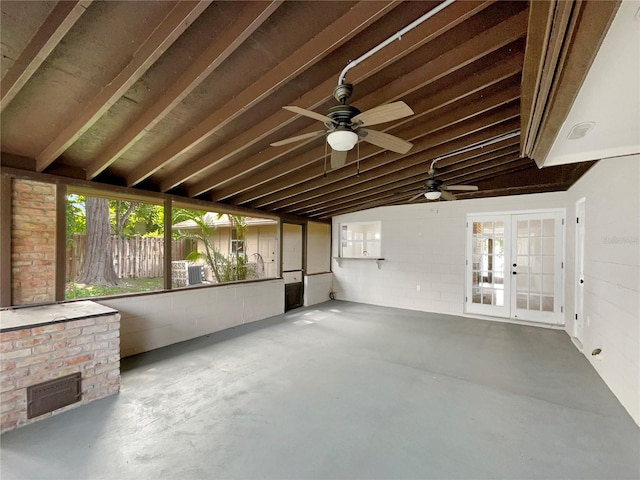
[426,178,442,191]
[326,105,361,129]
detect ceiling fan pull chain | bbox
[323,139,328,178]
[356,140,360,177]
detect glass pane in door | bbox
[471,221,505,306]
[513,214,560,320]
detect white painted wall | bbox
[304,222,332,307]
[101,279,284,357]
[307,222,331,274]
[282,223,302,272]
[332,158,639,425]
[304,273,332,307]
[332,192,566,315]
[565,155,639,424]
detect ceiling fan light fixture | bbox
[425,190,441,200]
[327,130,358,151]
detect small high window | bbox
[340,221,381,258]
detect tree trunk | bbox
[76,197,118,286]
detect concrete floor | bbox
[1,301,638,479]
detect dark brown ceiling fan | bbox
[270,83,414,169]
[408,167,479,201]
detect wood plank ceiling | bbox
[1,1,600,220]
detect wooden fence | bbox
[66,234,193,280]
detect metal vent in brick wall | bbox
[27,373,81,418]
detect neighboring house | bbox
[172,214,279,282]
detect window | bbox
[230,229,246,257]
[171,207,278,287]
[340,221,381,258]
[65,190,165,299]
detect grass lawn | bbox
[65,277,164,299]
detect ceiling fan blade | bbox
[359,129,413,154]
[351,101,414,127]
[270,131,325,147]
[283,105,333,124]
[440,190,456,201]
[442,185,478,191]
[409,191,425,202]
[330,149,347,169]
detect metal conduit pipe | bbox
[337,0,457,86]
[429,131,521,171]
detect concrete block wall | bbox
[304,273,333,307]
[0,313,121,433]
[331,160,639,425]
[331,192,566,316]
[101,279,285,357]
[565,155,639,424]
[10,179,56,305]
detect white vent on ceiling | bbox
[567,121,595,140]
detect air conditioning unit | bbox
[187,265,203,285]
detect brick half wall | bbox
[1,312,120,433]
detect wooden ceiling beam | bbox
[193,52,522,201]
[215,61,523,207]
[432,143,520,173]
[274,117,520,215]
[0,0,92,113]
[312,159,538,217]
[174,1,495,196]
[126,1,400,187]
[35,1,210,172]
[207,9,528,201]
[251,110,519,212]
[85,1,282,180]
[256,86,521,211]
[440,156,531,185]
[289,150,523,217]
[312,193,403,219]
[460,160,591,193]
[305,142,522,214]
[298,150,521,216]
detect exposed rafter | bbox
[35,1,210,172]
[0,0,91,112]
[85,1,282,180]
[0,0,604,219]
[127,0,401,187]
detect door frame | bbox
[465,208,566,325]
[281,222,306,310]
[574,198,586,342]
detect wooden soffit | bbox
[520,0,621,167]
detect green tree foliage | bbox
[66,194,86,244]
[110,201,164,237]
[172,209,255,283]
[66,195,164,238]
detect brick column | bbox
[11,179,56,305]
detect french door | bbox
[466,210,564,324]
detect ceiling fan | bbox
[408,168,479,201]
[270,83,414,169]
